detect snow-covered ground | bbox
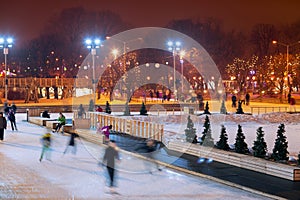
[0,114,271,199]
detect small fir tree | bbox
[220,100,227,114]
[252,127,267,158]
[200,115,214,146]
[140,102,148,115]
[105,101,112,114]
[216,125,230,150]
[272,124,289,162]
[236,100,244,114]
[88,99,94,111]
[203,101,211,114]
[184,115,197,143]
[123,102,131,116]
[234,124,249,154]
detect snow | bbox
[0,114,271,199]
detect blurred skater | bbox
[135,139,161,173]
[39,133,52,162]
[102,140,120,193]
[63,132,79,155]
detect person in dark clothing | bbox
[102,140,120,191]
[42,110,50,118]
[78,104,86,118]
[0,112,7,141]
[231,94,237,107]
[8,109,17,131]
[4,103,10,116]
[11,103,17,114]
[135,139,161,173]
[63,132,79,155]
[245,93,250,106]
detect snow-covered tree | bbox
[252,127,267,158]
[272,124,289,162]
[216,125,230,150]
[220,100,227,114]
[234,124,249,154]
[184,115,197,143]
[200,115,214,146]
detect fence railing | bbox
[74,111,164,142]
[250,106,288,115]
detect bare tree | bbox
[250,24,277,57]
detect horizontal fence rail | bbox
[250,106,288,115]
[74,111,164,142]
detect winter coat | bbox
[0,117,7,129]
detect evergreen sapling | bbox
[203,101,211,114]
[200,115,214,146]
[272,124,289,162]
[184,115,197,143]
[140,102,148,115]
[88,99,94,111]
[252,127,267,158]
[220,100,227,114]
[234,124,249,154]
[216,125,230,150]
[236,100,244,114]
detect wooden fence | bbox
[74,111,164,142]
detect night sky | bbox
[0,0,300,45]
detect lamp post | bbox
[179,50,185,95]
[167,41,181,101]
[85,38,101,106]
[0,37,13,103]
[272,40,300,93]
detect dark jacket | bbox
[68,133,79,146]
[0,117,7,129]
[103,146,119,168]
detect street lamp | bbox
[179,50,185,95]
[85,38,101,106]
[167,41,181,101]
[272,40,300,93]
[0,37,13,103]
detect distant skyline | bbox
[0,0,300,45]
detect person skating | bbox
[100,125,112,143]
[0,112,7,141]
[134,139,162,173]
[8,109,17,131]
[102,140,120,193]
[39,133,52,162]
[63,132,79,155]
